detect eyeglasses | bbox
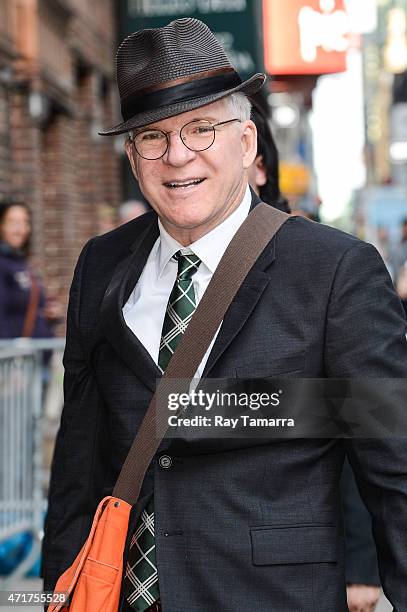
[129,118,241,160]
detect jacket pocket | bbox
[236,353,305,379]
[250,524,338,566]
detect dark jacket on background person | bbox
[42,194,407,611]
[341,458,380,586]
[0,241,53,339]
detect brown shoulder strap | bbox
[113,203,290,504]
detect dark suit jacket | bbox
[42,194,407,611]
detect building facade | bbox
[0,0,121,316]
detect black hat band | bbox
[121,72,242,123]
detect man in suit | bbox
[42,18,407,611]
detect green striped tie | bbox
[124,251,201,611]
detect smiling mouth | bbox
[164,178,205,189]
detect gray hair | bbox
[222,92,252,122]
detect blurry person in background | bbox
[0,202,61,339]
[396,262,407,318]
[391,218,407,280]
[98,204,116,235]
[249,105,381,612]
[118,199,149,225]
[376,226,394,279]
[247,102,290,214]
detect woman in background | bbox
[0,201,59,339]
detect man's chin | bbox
[162,201,212,231]
[167,215,210,231]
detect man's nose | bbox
[163,131,196,166]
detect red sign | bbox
[263,0,349,75]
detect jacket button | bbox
[159,455,172,469]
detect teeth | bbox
[166,179,203,188]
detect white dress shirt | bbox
[123,185,251,378]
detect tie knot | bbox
[174,251,201,281]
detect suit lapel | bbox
[203,187,275,376]
[203,189,278,377]
[202,236,275,377]
[101,216,161,392]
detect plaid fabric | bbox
[124,251,201,611]
[158,252,201,371]
[124,500,159,610]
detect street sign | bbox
[263,0,349,75]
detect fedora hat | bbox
[99,17,266,136]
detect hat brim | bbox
[99,73,266,136]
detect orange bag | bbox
[48,496,132,612]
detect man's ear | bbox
[253,155,267,188]
[241,120,258,169]
[125,138,139,180]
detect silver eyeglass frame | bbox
[129,118,241,160]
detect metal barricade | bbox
[0,339,65,586]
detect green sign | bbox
[119,0,265,80]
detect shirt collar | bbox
[156,184,252,278]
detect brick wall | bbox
[0,0,121,330]
[0,1,17,202]
[0,82,10,200]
